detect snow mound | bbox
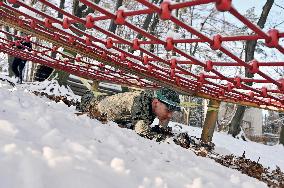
[0,79,274,188]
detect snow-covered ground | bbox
[174,125,284,171]
[0,78,283,188]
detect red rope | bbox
[1,0,284,109]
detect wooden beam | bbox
[201,99,221,143]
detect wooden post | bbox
[91,80,99,92]
[201,99,221,143]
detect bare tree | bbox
[179,7,217,126]
[279,119,284,145]
[47,0,101,86]
[57,0,66,19]
[278,100,284,145]
[228,0,275,137]
[129,0,162,53]
[108,0,123,33]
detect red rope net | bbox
[0,0,284,110]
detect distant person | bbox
[12,35,32,84]
[78,87,181,135]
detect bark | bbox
[48,0,101,85]
[181,8,215,126]
[108,0,123,33]
[228,105,246,137]
[30,0,37,5]
[47,0,79,84]
[8,56,14,77]
[73,0,86,18]
[35,0,67,82]
[4,26,15,76]
[107,0,130,92]
[27,0,39,82]
[129,0,161,53]
[139,0,161,37]
[73,0,100,18]
[135,0,162,53]
[49,69,70,86]
[57,0,66,19]
[279,113,284,145]
[191,8,215,56]
[228,0,274,137]
[148,13,160,52]
[280,126,284,145]
[172,0,180,57]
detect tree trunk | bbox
[49,69,70,86]
[48,0,100,86]
[4,26,15,76]
[228,105,246,137]
[278,113,284,145]
[148,13,160,53]
[108,0,123,33]
[183,8,215,126]
[280,126,284,145]
[129,0,161,54]
[26,0,47,82]
[172,0,180,57]
[228,0,274,137]
[135,0,161,40]
[107,0,131,92]
[30,0,38,5]
[34,0,66,82]
[8,56,14,77]
[58,0,66,19]
[73,0,100,19]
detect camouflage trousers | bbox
[78,91,152,134]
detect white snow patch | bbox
[165,29,181,39]
[0,120,18,137]
[230,174,240,184]
[3,143,17,153]
[41,128,64,146]
[0,77,276,187]
[110,157,130,174]
[42,146,72,168]
[185,178,203,188]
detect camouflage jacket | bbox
[78,90,157,134]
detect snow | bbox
[68,74,122,92]
[163,0,174,3]
[94,42,107,50]
[0,78,282,187]
[18,4,37,19]
[51,21,78,37]
[170,124,284,170]
[165,29,181,39]
[0,120,18,136]
[117,5,128,11]
[27,78,80,101]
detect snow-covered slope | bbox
[173,124,284,171]
[0,79,281,188]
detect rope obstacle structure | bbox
[0,0,284,111]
